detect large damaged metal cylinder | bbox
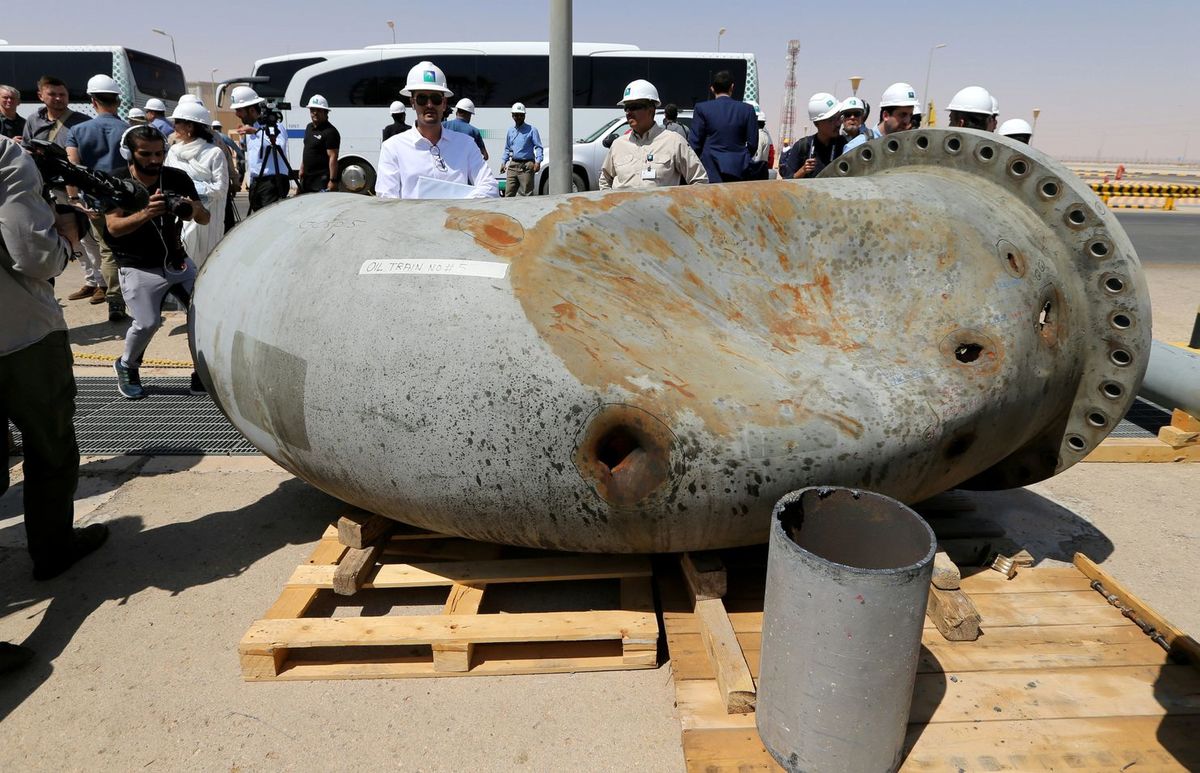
[757,487,935,772]
[192,128,1151,553]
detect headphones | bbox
[119,124,167,161]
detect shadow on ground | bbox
[0,473,340,721]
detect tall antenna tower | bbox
[778,40,801,147]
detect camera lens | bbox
[172,199,193,219]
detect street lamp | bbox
[387,20,396,45]
[922,43,946,117]
[1032,107,1041,131]
[209,68,218,105]
[152,28,177,63]
[850,76,863,96]
[717,28,726,52]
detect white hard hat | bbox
[948,86,993,115]
[127,107,146,119]
[388,100,405,114]
[998,118,1034,138]
[87,74,121,96]
[230,85,264,109]
[170,101,212,125]
[807,92,840,122]
[144,97,167,112]
[455,98,476,114]
[210,119,222,128]
[305,94,330,110]
[179,94,203,105]
[990,96,1000,116]
[617,79,660,106]
[913,100,923,116]
[880,82,920,109]
[511,102,526,114]
[839,96,866,114]
[399,61,453,97]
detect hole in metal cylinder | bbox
[1041,180,1060,198]
[978,145,995,160]
[886,139,900,153]
[946,137,961,153]
[1104,276,1125,293]
[1087,412,1108,428]
[1089,240,1110,258]
[1010,159,1029,177]
[916,135,929,150]
[777,488,933,570]
[838,161,850,173]
[1110,349,1132,366]
[1111,313,1132,329]
[594,426,641,473]
[1068,208,1086,225]
[1101,382,1123,399]
[860,148,873,161]
[1066,435,1087,451]
[954,343,984,363]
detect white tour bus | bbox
[0,44,187,120]
[232,42,759,194]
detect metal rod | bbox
[548,0,573,195]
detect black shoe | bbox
[114,358,145,399]
[0,642,35,673]
[108,301,128,322]
[189,372,207,395]
[32,524,110,581]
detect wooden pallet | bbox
[239,522,658,680]
[662,552,1200,771]
[1086,408,1200,463]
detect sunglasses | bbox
[842,111,864,119]
[413,93,445,107]
[623,102,653,113]
[429,144,448,172]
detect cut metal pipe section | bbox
[1139,340,1200,418]
[757,487,935,773]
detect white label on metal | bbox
[358,259,508,278]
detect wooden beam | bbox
[681,552,727,602]
[926,586,982,641]
[432,583,487,672]
[931,550,961,590]
[1172,408,1200,432]
[336,511,395,549]
[1158,425,1199,448]
[694,597,756,714]
[332,542,384,596]
[1073,553,1200,669]
[288,555,651,590]
[1084,437,1200,463]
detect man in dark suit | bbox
[688,71,759,183]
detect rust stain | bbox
[444,209,525,250]
[778,253,791,271]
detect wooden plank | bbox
[1074,553,1200,669]
[240,610,658,651]
[674,664,1200,731]
[681,552,727,601]
[667,623,1172,682]
[1084,437,1200,462]
[336,511,395,549]
[931,551,961,590]
[681,728,778,772]
[620,576,659,665]
[308,535,349,565]
[1172,408,1200,432]
[695,597,756,714]
[332,542,385,596]
[926,586,981,641]
[264,587,321,620]
[432,583,486,672]
[287,555,651,589]
[902,715,1200,771]
[1159,424,1200,448]
[958,565,1090,593]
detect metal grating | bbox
[8,380,1172,457]
[9,375,259,456]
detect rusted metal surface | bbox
[192,128,1151,553]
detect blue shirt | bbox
[843,125,882,152]
[503,122,543,164]
[443,118,486,155]
[150,116,175,140]
[66,113,129,173]
[245,121,291,180]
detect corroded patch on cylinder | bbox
[939,328,1002,375]
[573,404,675,507]
[444,209,525,249]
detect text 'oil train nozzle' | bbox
[192,128,1150,553]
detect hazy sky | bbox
[5,0,1198,161]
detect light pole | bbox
[387,20,396,44]
[209,68,218,104]
[922,43,946,117]
[850,76,863,96]
[717,28,726,52]
[1032,107,1041,131]
[152,28,177,63]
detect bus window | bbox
[647,58,747,107]
[588,57,648,109]
[0,50,115,101]
[126,49,186,100]
[255,57,326,99]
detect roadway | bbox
[1115,210,1200,264]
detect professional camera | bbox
[259,98,291,128]
[161,192,194,220]
[22,139,149,213]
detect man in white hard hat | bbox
[988,96,1000,133]
[689,70,757,183]
[599,79,706,190]
[845,82,919,152]
[998,118,1033,145]
[747,100,774,175]
[839,96,869,142]
[298,95,340,194]
[230,85,293,212]
[501,102,543,197]
[376,61,497,199]
[443,98,488,161]
[381,101,410,142]
[66,75,130,318]
[946,86,994,132]
[126,107,147,126]
[779,93,846,179]
[143,97,174,140]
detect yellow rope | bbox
[72,351,194,369]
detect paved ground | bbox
[2,193,1198,772]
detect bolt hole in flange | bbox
[860,147,874,162]
[1086,411,1108,428]
[886,139,900,153]
[1110,312,1133,330]
[1110,348,1133,367]
[1066,207,1088,227]
[916,135,930,150]
[1066,435,1087,452]
[1038,178,1062,200]
[1102,275,1126,294]
[1101,381,1124,399]
[996,239,1026,278]
[1008,157,1030,178]
[1089,239,1111,258]
[838,160,850,174]
[944,135,962,154]
[975,144,996,162]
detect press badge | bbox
[641,153,656,181]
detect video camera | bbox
[22,139,149,213]
[259,98,291,129]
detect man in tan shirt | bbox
[599,79,707,190]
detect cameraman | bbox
[1,137,109,632]
[230,86,292,213]
[104,126,209,400]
